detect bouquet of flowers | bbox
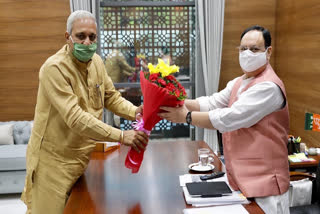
[125,59,187,173]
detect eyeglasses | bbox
[237,46,265,53]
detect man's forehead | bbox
[73,18,97,33]
[241,30,264,46]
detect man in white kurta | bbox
[159,25,290,214]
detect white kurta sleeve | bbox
[196,78,239,112]
[209,81,285,133]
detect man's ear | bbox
[267,46,272,60]
[65,32,70,41]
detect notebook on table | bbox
[186,181,232,197]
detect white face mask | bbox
[239,49,268,72]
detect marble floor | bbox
[0,193,26,214]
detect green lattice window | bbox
[99,0,195,139]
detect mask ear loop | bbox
[265,47,271,61]
[69,36,74,44]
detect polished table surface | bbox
[64,140,264,214]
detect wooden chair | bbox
[290,171,315,181]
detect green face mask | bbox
[71,37,97,62]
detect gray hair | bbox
[66,10,97,34]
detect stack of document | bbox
[179,174,248,207]
[183,204,249,214]
[288,153,316,163]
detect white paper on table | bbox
[192,202,235,207]
[105,141,120,147]
[183,204,249,214]
[96,141,120,152]
[179,174,248,206]
[183,186,247,206]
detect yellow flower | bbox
[148,63,159,74]
[168,65,179,75]
[153,58,180,77]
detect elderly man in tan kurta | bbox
[21,10,148,214]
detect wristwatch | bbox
[186,111,192,125]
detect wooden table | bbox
[64,140,264,214]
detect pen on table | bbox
[200,193,231,198]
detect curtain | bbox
[195,0,225,153]
[70,0,96,15]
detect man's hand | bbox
[122,130,148,152]
[158,105,189,123]
[135,105,143,120]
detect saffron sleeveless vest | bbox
[222,64,290,197]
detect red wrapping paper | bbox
[125,71,185,173]
[140,71,184,130]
